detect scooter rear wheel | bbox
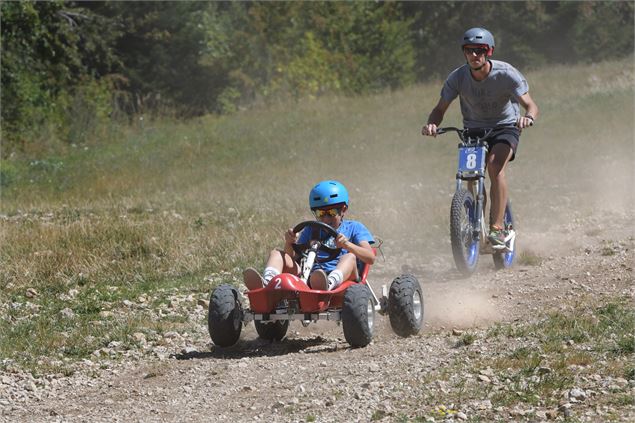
[493,200,516,269]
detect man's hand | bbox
[516,115,534,129]
[422,123,438,137]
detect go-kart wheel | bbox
[207,284,243,347]
[388,274,423,337]
[254,320,289,341]
[291,221,341,263]
[342,284,375,347]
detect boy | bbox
[244,180,375,291]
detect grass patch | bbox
[563,351,594,367]
[439,299,635,411]
[371,410,388,421]
[517,249,543,266]
[600,247,616,256]
[490,299,634,407]
[609,394,635,407]
[455,332,476,347]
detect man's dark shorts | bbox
[488,127,520,161]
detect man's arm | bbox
[422,98,451,136]
[517,92,539,129]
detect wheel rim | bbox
[412,290,423,323]
[463,198,478,266]
[232,298,242,329]
[501,206,515,266]
[502,249,514,266]
[367,298,375,332]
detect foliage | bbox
[571,1,635,61]
[1,1,119,152]
[1,1,633,156]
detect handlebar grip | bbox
[436,126,461,136]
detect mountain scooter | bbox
[436,126,517,276]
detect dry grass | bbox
[0,57,633,370]
[517,249,544,266]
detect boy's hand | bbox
[284,228,297,246]
[335,233,349,249]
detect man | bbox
[421,27,539,246]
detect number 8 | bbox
[466,153,476,169]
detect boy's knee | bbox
[341,252,356,262]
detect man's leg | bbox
[487,143,513,230]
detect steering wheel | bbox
[291,220,341,263]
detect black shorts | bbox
[488,127,520,161]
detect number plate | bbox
[457,146,486,174]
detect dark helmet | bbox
[309,180,349,210]
[461,27,495,56]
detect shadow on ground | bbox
[173,335,346,360]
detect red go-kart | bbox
[207,221,423,348]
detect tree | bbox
[1,0,118,151]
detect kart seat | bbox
[356,247,376,283]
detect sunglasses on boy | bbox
[463,47,488,56]
[313,207,343,218]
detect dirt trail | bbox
[2,211,633,423]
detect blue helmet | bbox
[309,180,349,210]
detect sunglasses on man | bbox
[463,47,489,56]
[313,207,343,218]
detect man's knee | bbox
[487,154,509,177]
[488,163,505,177]
[489,144,512,166]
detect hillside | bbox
[1,58,634,422]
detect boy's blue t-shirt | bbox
[297,219,374,273]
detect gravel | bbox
[1,215,633,422]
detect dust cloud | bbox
[423,288,501,329]
[357,83,634,331]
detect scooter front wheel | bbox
[450,189,480,276]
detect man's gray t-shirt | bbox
[441,60,529,128]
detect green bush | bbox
[0,160,20,189]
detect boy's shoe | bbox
[243,267,265,290]
[488,228,508,248]
[309,269,328,290]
